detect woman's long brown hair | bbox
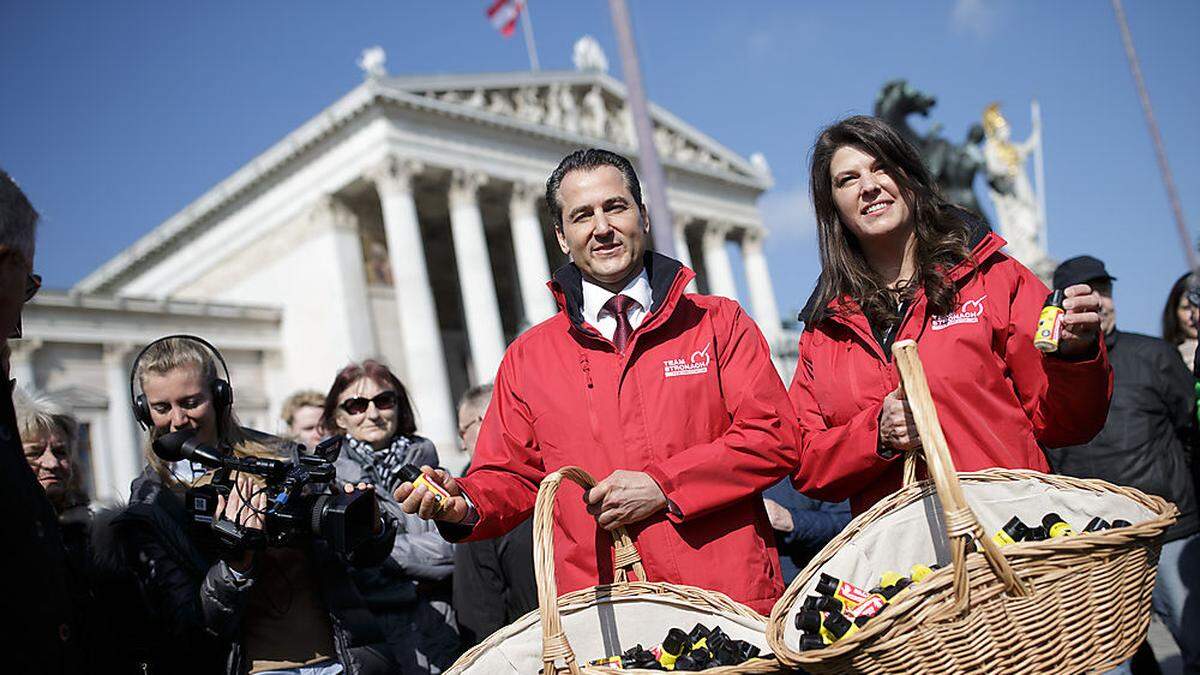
[807,115,975,330]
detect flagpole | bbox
[520,1,540,72]
[1031,99,1048,252]
[608,0,676,259]
[1112,0,1195,270]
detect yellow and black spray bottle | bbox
[399,464,452,514]
[1042,512,1075,538]
[992,516,1030,546]
[1034,290,1066,353]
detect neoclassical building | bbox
[20,40,795,503]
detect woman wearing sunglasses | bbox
[322,360,460,674]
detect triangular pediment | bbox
[77,68,770,295]
[379,71,770,188]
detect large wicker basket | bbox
[766,340,1179,674]
[448,466,783,674]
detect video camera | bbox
[153,429,377,556]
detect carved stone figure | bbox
[982,103,1044,269]
[558,84,580,134]
[581,85,607,138]
[514,86,544,123]
[357,46,388,80]
[613,104,635,146]
[654,126,677,159]
[544,83,563,129]
[487,89,515,116]
[573,35,609,73]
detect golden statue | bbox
[982,102,1048,275]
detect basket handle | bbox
[891,340,1029,614]
[534,466,647,675]
[898,377,923,488]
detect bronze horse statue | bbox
[874,79,990,222]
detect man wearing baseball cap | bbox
[1047,255,1198,671]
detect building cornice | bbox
[29,289,281,321]
[77,70,770,295]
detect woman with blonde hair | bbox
[116,336,396,675]
[14,385,86,515]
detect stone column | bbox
[104,343,142,502]
[449,170,506,384]
[701,221,739,300]
[368,156,456,447]
[509,182,557,326]
[672,215,699,293]
[741,228,784,349]
[8,338,41,391]
[307,196,377,359]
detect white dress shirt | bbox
[581,269,653,340]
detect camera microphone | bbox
[153,428,289,477]
[154,428,224,466]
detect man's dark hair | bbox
[0,168,38,259]
[544,148,643,230]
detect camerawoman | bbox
[114,336,398,675]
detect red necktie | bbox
[604,294,636,353]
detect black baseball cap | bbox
[1052,255,1116,290]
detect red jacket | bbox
[790,228,1112,514]
[454,253,798,614]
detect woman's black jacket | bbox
[114,465,398,674]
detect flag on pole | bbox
[487,0,525,38]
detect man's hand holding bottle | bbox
[394,465,471,523]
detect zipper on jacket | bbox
[879,299,913,361]
[579,353,604,443]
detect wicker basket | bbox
[448,466,783,674]
[766,340,1179,674]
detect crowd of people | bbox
[1,113,1196,674]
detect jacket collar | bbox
[549,251,692,336]
[580,268,653,328]
[799,212,998,330]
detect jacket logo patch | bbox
[664,344,710,378]
[932,295,987,331]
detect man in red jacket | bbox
[396,149,798,614]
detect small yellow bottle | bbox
[399,464,451,514]
[1034,290,1066,353]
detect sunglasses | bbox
[339,390,398,415]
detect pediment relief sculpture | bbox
[419,82,732,172]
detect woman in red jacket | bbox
[790,116,1111,514]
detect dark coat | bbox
[1047,330,1198,541]
[452,517,536,648]
[335,435,461,673]
[60,505,150,674]
[0,379,77,674]
[116,465,399,674]
[762,479,851,584]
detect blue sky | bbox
[2,1,1197,336]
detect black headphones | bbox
[128,334,234,431]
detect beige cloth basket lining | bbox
[780,474,1160,648]
[449,592,769,674]
[449,466,780,674]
